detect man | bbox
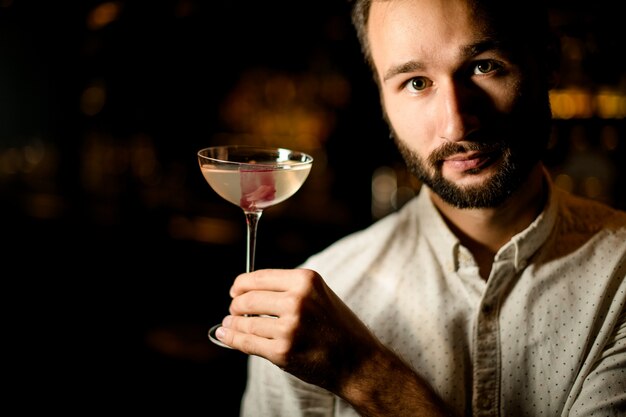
[214,0,626,415]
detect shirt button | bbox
[479,397,491,409]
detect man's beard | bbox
[394,135,542,209]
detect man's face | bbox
[367,0,552,208]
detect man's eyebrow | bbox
[382,60,426,82]
[460,38,501,58]
[381,39,502,83]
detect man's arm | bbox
[216,268,455,417]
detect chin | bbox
[427,167,523,209]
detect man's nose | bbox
[436,81,480,142]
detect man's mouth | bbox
[441,150,499,172]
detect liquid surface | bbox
[201,164,311,211]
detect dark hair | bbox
[349,0,374,72]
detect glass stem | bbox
[244,210,263,273]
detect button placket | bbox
[472,260,516,417]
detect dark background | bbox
[1,1,624,415]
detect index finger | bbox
[230,268,288,296]
[229,268,307,297]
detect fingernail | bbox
[215,326,226,339]
[222,315,233,327]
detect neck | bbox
[429,164,548,279]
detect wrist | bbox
[337,342,453,417]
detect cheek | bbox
[383,96,437,151]
[482,82,518,113]
[490,77,550,138]
[485,76,526,113]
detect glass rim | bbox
[197,144,314,168]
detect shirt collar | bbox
[496,168,557,271]
[415,168,558,273]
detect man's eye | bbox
[407,77,432,92]
[474,60,500,75]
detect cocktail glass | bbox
[197,145,314,348]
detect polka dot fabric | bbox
[240,175,626,417]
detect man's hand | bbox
[214,268,453,417]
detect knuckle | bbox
[274,340,292,365]
[232,293,254,313]
[283,293,302,312]
[239,336,255,354]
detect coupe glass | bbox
[197,145,314,348]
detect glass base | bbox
[208,323,232,349]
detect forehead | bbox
[367,0,485,71]
[366,0,540,46]
[368,0,479,39]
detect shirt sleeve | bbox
[567,306,626,416]
[240,354,336,417]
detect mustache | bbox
[428,140,506,166]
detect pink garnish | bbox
[239,168,276,210]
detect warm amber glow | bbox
[0,147,22,175]
[596,89,626,119]
[582,176,604,199]
[86,2,122,30]
[550,88,626,119]
[370,165,420,218]
[372,166,397,219]
[550,89,593,119]
[0,140,49,177]
[218,69,350,152]
[554,174,574,193]
[80,81,107,116]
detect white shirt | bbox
[240,176,626,417]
